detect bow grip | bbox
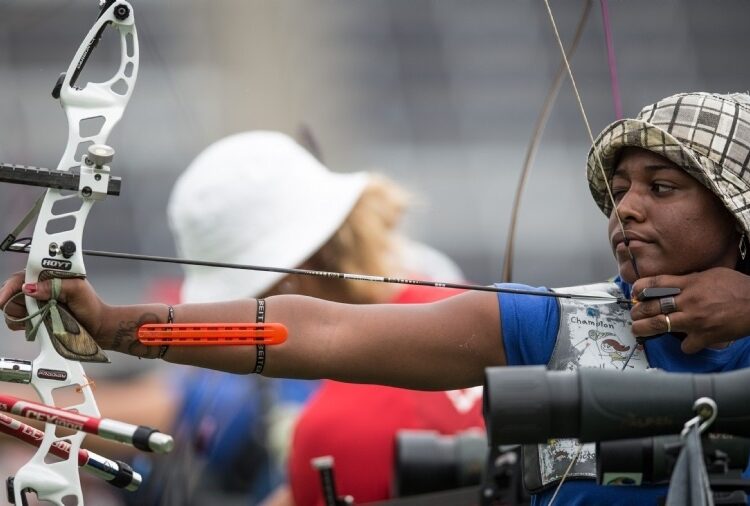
[29,272,109,363]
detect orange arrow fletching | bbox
[137,323,288,346]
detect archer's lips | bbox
[611,232,652,251]
[615,239,649,254]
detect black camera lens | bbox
[393,430,487,496]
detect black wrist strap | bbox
[253,299,266,374]
[158,305,174,360]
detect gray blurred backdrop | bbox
[1,0,749,323]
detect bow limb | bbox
[11,3,139,505]
[501,0,593,282]
[541,0,638,278]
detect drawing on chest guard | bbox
[550,284,648,372]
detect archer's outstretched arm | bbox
[0,274,505,390]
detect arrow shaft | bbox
[4,241,632,305]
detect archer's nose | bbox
[613,188,646,223]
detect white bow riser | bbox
[12,3,138,505]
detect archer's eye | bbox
[652,182,675,195]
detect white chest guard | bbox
[523,281,650,493]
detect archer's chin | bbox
[616,261,638,285]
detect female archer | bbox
[4,91,750,505]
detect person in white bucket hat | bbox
[168,130,463,304]
[168,130,370,304]
[6,93,750,505]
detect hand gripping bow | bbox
[1,2,172,504]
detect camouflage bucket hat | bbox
[587,92,750,234]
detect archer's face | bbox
[608,147,740,284]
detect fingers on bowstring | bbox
[630,298,662,320]
[632,311,682,338]
[648,313,673,336]
[632,274,684,295]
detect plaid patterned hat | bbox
[587,92,750,234]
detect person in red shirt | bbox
[288,284,484,505]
